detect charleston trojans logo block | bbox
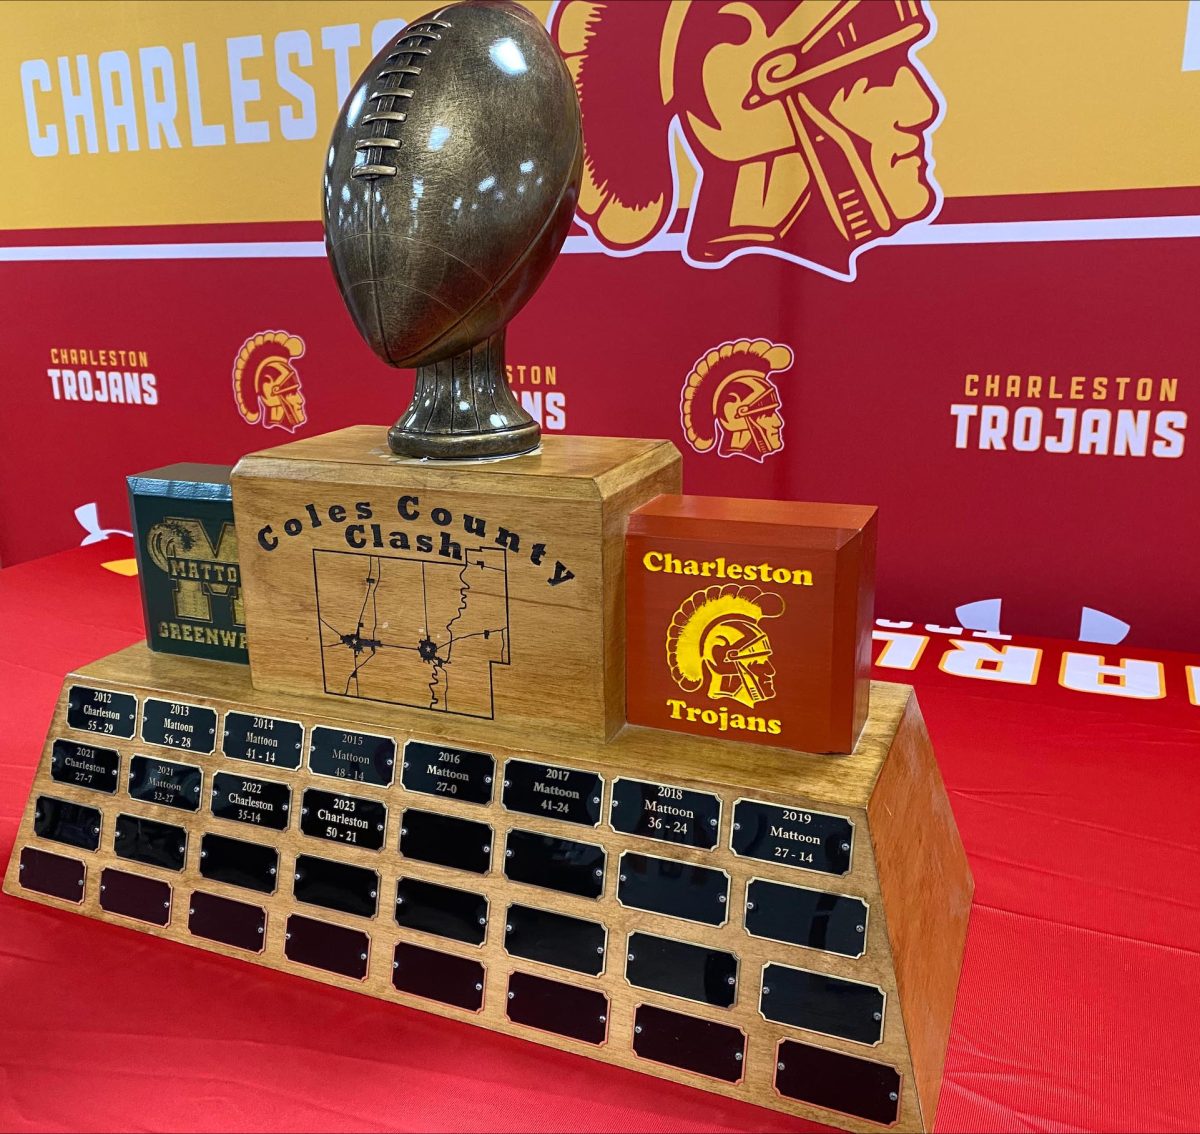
[233,331,307,433]
[551,0,943,280]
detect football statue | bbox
[323,1,583,459]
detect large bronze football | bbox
[323,0,583,459]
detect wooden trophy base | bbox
[4,644,971,1133]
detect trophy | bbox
[4,5,971,1131]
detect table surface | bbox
[2,540,1197,1133]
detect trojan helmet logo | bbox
[233,331,307,432]
[681,338,792,462]
[667,584,784,707]
[550,0,943,280]
[146,518,244,626]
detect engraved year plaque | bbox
[506,971,608,1045]
[309,725,395,786]
[504,829,605,899]
[293,854,379,919]
[199,832,277,893]
[396,878,487,946]
[50,738,119,793]
[731,799,853,875]
[400,809,491,874]
[222,711,303,770]
[761,963,884,1045]
[392,941,485,1011]
[66,685,136,738]
[610,778,719,850]
[403,740,493,805]
[626,932,737,1009]
[775,1040,901,1126]
[18,846,85,902]
[115,813,187,872]
[504,904,605,976]
[100,867,171,926]
[633,1004,745,1083]
[745,878,868,958]
[129,755,202,812]
[211,772,290,831]
[617,852,729,926]
[301,788,386,851]
[188,890,266,952]
[34,796,101,852]
[141,698,217,754]
[285,914,369,980]
[503,759,602,827]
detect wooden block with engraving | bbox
[626,496,877,754]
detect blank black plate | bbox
[775,1039,901,1126]
[141,698,216,754]
[633,1003,745,1083]
[128,755,202,812]
[403,741,493,805]
[115,813,186,872]
[301,788,387,851]
[293,854,378,918]
[50,739,119,793]
[285,914,369,979]
[66,685,136,738]
[609,778,720,850]
[309,726,395,786]
[400,809,491,874]
[762,964,884,1045]
[392,941,485,1011]
[502,759,602,827]
[18,846,85,902]
[745,878,867,958]
[222,711,303,769]
[617,852,728,926]
[211,772,291,831]
[188,890,266,951]
[505,904,605,975]
[100,867,171,926]
[34,796,100,851]
[506,971,607,1045]
[626,932,737,1008]
[504,829,605,899]
[396,877,486,946]
[199,832,278,893]
[731,800,852,875]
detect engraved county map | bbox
[314,548,510,719]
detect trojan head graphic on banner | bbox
[551,0,943,279]
[232,331,307,432]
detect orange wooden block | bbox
[625,496,877,754]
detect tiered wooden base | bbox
[3,644,970,1133]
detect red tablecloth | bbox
[2,540,1197,1133]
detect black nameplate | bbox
[396,878,487,946]
[34,796,100,852]
[66,685,136,738]
[776,1040,901,1126]
[293,854,379,918]
[626,932,737,1009]
[403,741,493,805]
[731,799,853,875]
[211,772,290,831]
[285,914,369,979]
[18,846,85,902]
[617,852,729,926]
[504,829,605,899]
[309,725,395,786]
[392,942,485,1011]
[189,890,266,952]
[115,814,187,872]
[506,971,607,1045]
[745,878,868,958]
[141,698,216,754]
[129,755,202,812]
[762,964,884,1045]
[505,904,605,976]
[100,867,171,925]
[502,759,602,827]
[633,1004,745,1083]
[301,788,386,851]
[400,809,491,874]
[199,832,277,893]
[610,778,719,850]
[50,739,119,793]
[222,711,303,770]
